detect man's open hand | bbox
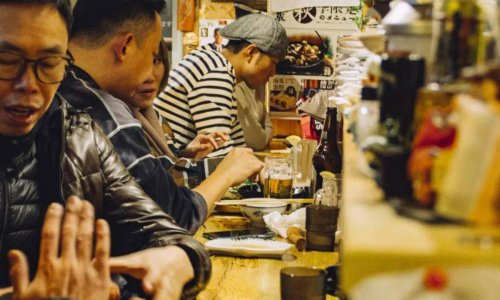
[9,196,112,300]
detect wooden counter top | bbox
[195,215,339,300]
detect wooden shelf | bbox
[340,132,500,296]
[269,111,301,120]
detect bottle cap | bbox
[361,86,378,101]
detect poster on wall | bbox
[269,75,336,115]
[159,0,173,38]
[268,0,362,117]
[199,19,235,49]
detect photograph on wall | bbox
[199,19,234,50]
[277,29,359,77]
[269,75,336,115]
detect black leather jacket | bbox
[0,96,211,299]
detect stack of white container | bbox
[333,34,380,106]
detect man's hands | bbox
[9,196,111,300]
[214,148,265,187]
[182,132,228,160]
[9,196,196,300]
[109,246,194,300]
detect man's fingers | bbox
[94,219,110,274]
[206,136,218,149]
[142,267,163,296]
[77,201,95,264]
[8,250,29,298]
[39,203,64,264]
[61,196,82,261]
[108,281,121,300]
[209,132,229,142]
[109,256,148,279]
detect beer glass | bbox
[264,156,293,199]
[292,140,318,196]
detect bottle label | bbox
[321,129,328,140]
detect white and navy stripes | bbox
[154,48,245,157]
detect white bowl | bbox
[339,39,365,48]
[240,198,287,228]
[355,30,386,54]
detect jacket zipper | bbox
[0,164,10,256]
[58,103,66,204]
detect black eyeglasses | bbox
[0,51,74,84]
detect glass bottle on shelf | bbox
[431,0,484,84]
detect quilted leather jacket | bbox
[0,96,211,299]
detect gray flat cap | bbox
[220,14,288,61]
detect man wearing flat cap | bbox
[154,14,288,157]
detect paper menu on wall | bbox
[267,0,362,116]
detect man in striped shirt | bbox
[154,14,288,157]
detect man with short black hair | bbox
[154,13,288,157]
[58,0,264,234]
[0,0,210,298]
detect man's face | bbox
[0,4,68,137]
[215,32,223,45]
[112,13,163,102]
[244,52,278,89]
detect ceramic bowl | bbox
[240,198,287,228]
[355,30,386,54]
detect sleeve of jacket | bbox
[105,123,207,233]
[92,122,211,298]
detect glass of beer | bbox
[264,156,293,199]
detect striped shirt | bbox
[154,48,246,157]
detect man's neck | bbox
[220,49,243,84]
[68,41,111,90]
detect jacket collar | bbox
[69,65,101,89]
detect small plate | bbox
[205,238,292,258]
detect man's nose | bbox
[12,64,41,93]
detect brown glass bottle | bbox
[313,107,343,192]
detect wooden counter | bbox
[195,215,339,300]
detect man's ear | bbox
[244,44,259,63]
[112,33,135,63]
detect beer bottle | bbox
[313,107,343,192]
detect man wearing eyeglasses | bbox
[0,1,210,299]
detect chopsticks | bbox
[213,216,249,220]
[215,199,313,206]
